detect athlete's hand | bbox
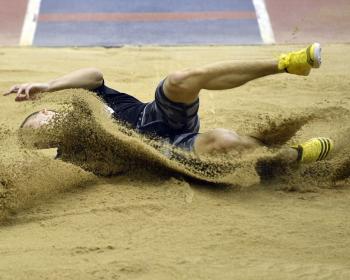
[3,82,50,102]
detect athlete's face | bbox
[22,109,56,129]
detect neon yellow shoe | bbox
[278,43,322,76]
[292,137,334,163]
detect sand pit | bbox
[0,45,349,279]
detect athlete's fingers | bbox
[15,93,23,101]
[15,93,28,102]
[15,86,26,101]
[17,86,25,96]
[3,90,13,96]
[25,85,32,97]
[3,85,19,96]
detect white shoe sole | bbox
[312,42,322,68]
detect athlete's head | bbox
[20,109,57,129]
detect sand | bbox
[0,45,349,279]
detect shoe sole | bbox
[307,42,322,68]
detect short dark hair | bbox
[20,110,57,128]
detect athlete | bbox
[4,43,334,163]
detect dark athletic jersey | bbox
[92,81,147,128]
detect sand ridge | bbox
[2,89,348,218]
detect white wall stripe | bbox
[252,0,275,44]
[19,0,42,46]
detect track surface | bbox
[0,0,349,46]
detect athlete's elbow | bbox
[86,67,104,88]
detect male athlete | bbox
[4,43,334,163]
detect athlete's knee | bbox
[165,69,203,94]
[210,128,241,151]
[195,128,241,154]
[84,67,104,89]
[85,67,103,80]
[165,71,189,93]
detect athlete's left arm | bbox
[3,68,104,102]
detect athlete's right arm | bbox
[3,68,103,102]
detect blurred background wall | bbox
[0,0,349,46]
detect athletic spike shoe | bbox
[278,43,322,76]
[292,137,334,163]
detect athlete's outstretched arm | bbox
[3,68,103,102]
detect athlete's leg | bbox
[163,43,322,104]
[161,43,326,161]
[193,129,333,164]
[194,128,299,162]
[164,60,280,104]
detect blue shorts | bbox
[136,80,200,152]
